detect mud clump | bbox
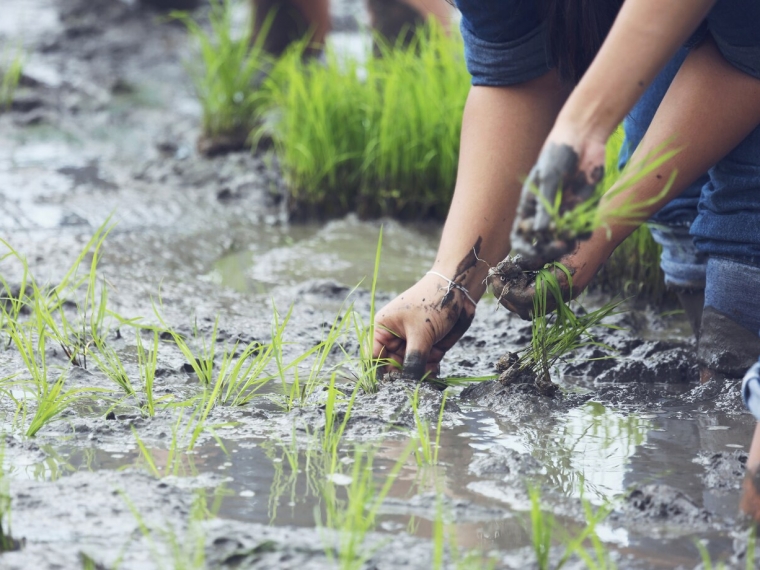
[592,383,675,409]
[701,451,747,490]
[615,484,711,528]
[469,445,541,480]
[685,377,747,414]
[595,345,698,384]
[495,352,558,397]
[380,492,508,523]
[460,378,589,421]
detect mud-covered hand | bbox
[373,273,476,380]
[511,137,606,266]
[487,229,612,320]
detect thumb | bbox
[400,327,434,380]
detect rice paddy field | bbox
[0,1,758,568]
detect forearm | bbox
[594,37,760,256]
[558,0,715,142]
[433,73,567,298]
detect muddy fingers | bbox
[511,142,603,266]
[486,256,575,320]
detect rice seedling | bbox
[409,384,447,466]
[2,297,105,436]
[89,333,136,397]
[506,264,623,392]
[525,483,621,570]
[528,485,554,570]
[123,489,208,570]
[25,374,105,437]
[557,498,617,570]
[7,220,117,369]
[215,339,275,406]
[303,307,351,402]
[695,540,727,570]
[346,227,387,394]
[271,303,314,410]
[132,412,192,477]
[0,447,18,552]
[530,134,679,249]
[0,48,23,110]
[136,330,161,416]
[588,133,669,303]
[322,373,360,473]
[318,441,415,570]
[260,22,468,219]
[171,0,274,145]
[160,317,217,385]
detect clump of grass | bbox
[260,22,468,219]
[527,485,618,570]
[348,227,386,394]
[318,442,415,570]
[0,447,19,552]
[0,49,23,110]
[410,384,446,466]
[172,0,273,144]
[136,330,161,416]
[590,132,670,303]
[508,263,623,392]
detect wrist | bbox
[426,264,487,305]
[554,94,617,145]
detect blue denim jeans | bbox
[457,0,760,86]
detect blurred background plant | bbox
[0,48,23,110]
[257,21,468,220]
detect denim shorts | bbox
[620,44,760,286]
[457,0,760,86]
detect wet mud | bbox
[1,0,760,568]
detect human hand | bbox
[511,135,607,266]
[487,229,612,319]
[373,273,477,380]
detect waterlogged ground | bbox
[1,1,760,568]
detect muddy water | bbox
[1,1,759,569]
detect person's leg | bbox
[740,353,760,520]
[690,121,760,381]
[367,0,452,52]
[251,0,330,57]
[619,46,708,337]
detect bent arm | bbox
[436,73,568,296]
[558,0,716,143]
[556,37,760,296]
[372,70,567,374]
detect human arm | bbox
[513,0,717,259]
[373,71,568,378]
[494,36,760,317]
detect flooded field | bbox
[1,1,759,568]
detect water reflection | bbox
[211,216,440,295]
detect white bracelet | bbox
[426,271,478,308]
